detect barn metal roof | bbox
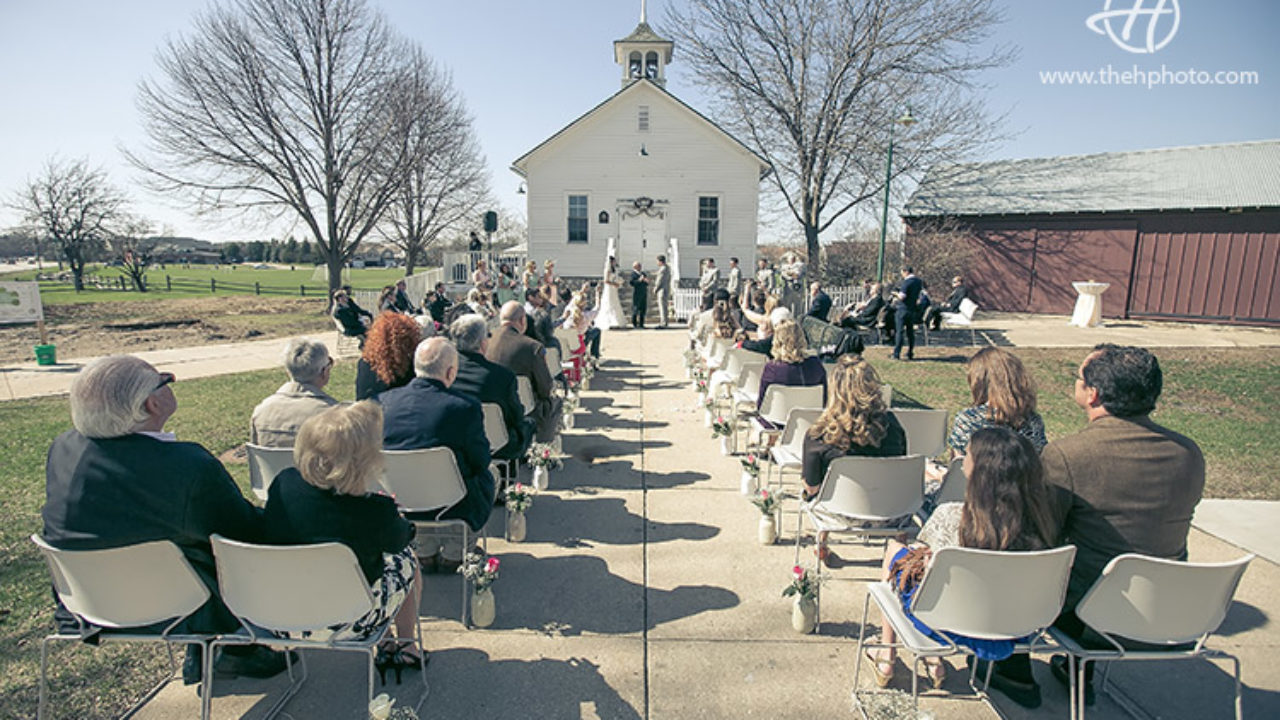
[903,140,1280,217]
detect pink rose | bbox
[747,454,756,463]
[515,483,524,492]
[486,557,500,573]
[792,565,804,578]
[761,490,769,499]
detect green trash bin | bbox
[34,344,57,366]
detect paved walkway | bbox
[125,328,1278,719]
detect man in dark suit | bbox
[523,287,559,352]
[43,355,283,683]
[629,261,649,328]
[805,281,832,321]
[380,337,496,539]
[838,282,885,330]
[449,314,533,462]
[486,301,562,443]
[891,267,922,360]
[923,275,969,330]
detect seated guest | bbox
[1038,344,1205,706]
[690,288,731,345]
[450,314,534,461]
[948,347,1047,457]
[802,355,906,564]
[742,306,792,356]
[757,319,827,416]
[356,312,421,401]
[489,302,563,443]
[263,402,423,672]
[923,275,969,330]
[426,282,452,324]
[391,279,415,314]
[466,287,496,323]
[839,283,885,330]
[523,287,560,352]
[864,427,1055,690]
[806,281,833,321]
[332,289,372,342]
[380,338,495,559]
[42,355,283,683]
[563,292,601,360]
[377,285,398,314]
[712,298,739,339]
[250,339,338,447]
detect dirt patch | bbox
[0,295,333,364]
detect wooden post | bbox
[37,318,48,345]
[211,278,216,293]
[166,275,172,292]
[255,281,260,295]
[300,284,305,297]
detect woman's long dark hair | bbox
[959,426,1055,551]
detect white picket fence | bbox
[673,285,869,323]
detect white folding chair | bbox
[754,384,825,447]
[892,408,949,459]
[855,545,1077,718]
[795,454,927,628]
[31,535,214,720]
[933,457,967,506]
[481,403,515,489]
[731,362,766,408]
[380,447,484,627]
[245,442,296,501]
[1049,553,1253,720]
[765,407,822,492]
[516,376,537,418]
[703,336,731,369]
[880,383,893,408]
[209,536,427,720]
[940,298,980,345]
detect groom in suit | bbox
[629,261,650,328]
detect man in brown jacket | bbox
[486,302,562,443]
[984,344,1205,708]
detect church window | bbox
[568,195,589,244]
[638,105,649,131]
[697,197,720,246]
[645,52,659,79]
[629,52,643,79]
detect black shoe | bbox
[1050,655,1095,706]
[182,644,203,685]
[969,657,1042,709]
[214,645,295,679]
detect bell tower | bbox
[613,0,674,88]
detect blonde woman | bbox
[262,401,423,680]
[471,259,492,291]
[802,356,906,563]
[756,319,827,416]
[520,260,539,292]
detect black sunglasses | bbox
[155,372,176,391]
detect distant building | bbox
[903,140,1280,327]
[511,8,770,281]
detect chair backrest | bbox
[911,545,1077,641]
[31,534,210,630]
[516,375,536,412]
[880,383,893,407]
[719,347,750,379]
[892,408,949,458]
[778,407,823,455]
[934,457,967,505]
[816,454,927,521]
[211,535,373,634]
[245,442,296,501]
[481,403,509,453]
[545,346,562,378]
[758,384,825,426]
[958,298,979,321]
[553,326,579,353]
[380,447,467,514]
[705,336,731,364]
[735,362,766,403]
[1075,553,1254,645]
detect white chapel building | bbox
[511,9,770,282]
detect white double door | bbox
[617,211,666,271]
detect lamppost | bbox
[876,108,918,283]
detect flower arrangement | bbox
[751,489,782,515]
[504,483,534,514]
[458,552,500,594]
[563,393,580,414]
[369,693,418,720]
[711,416,733,438]
[526,442,562,470]
[694,377,708,395]
[782,565,819,601]
[740,453,761,478]
[682,348,700,368]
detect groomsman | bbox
[629,262,650,328]
[654,255,673,328]
[699,258,720,311]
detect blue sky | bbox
[1,0,1275,243]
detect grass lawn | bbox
[0,264,410,305]
[1,347,1276,717]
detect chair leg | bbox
[1230,654,1243,720]
[38,637,51,720]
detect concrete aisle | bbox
[131,328,1278,719]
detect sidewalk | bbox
[129,327,1279,719]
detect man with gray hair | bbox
[249,339,338,447]
[380,337,495,564]
[42,355,285,683]
[486,301,561,443]
[450,314,533,463]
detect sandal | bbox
[924,658,947,689]
[863,649,895,688]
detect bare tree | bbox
[381,50,490,276]
[129,0,414,296]
[9,157,125,291]
[666,0,1010,275]
[107,216,158,292]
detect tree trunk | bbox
[804,225,821,280]
[403,247,416,276]
[66,247,85,292]
[327,255,345,307]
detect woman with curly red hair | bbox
[356,312,422,400]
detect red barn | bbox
[903,141,1280,327]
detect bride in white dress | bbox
[594,255,624,330]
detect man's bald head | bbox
[413,337,458,386]
[499,301,526,329]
